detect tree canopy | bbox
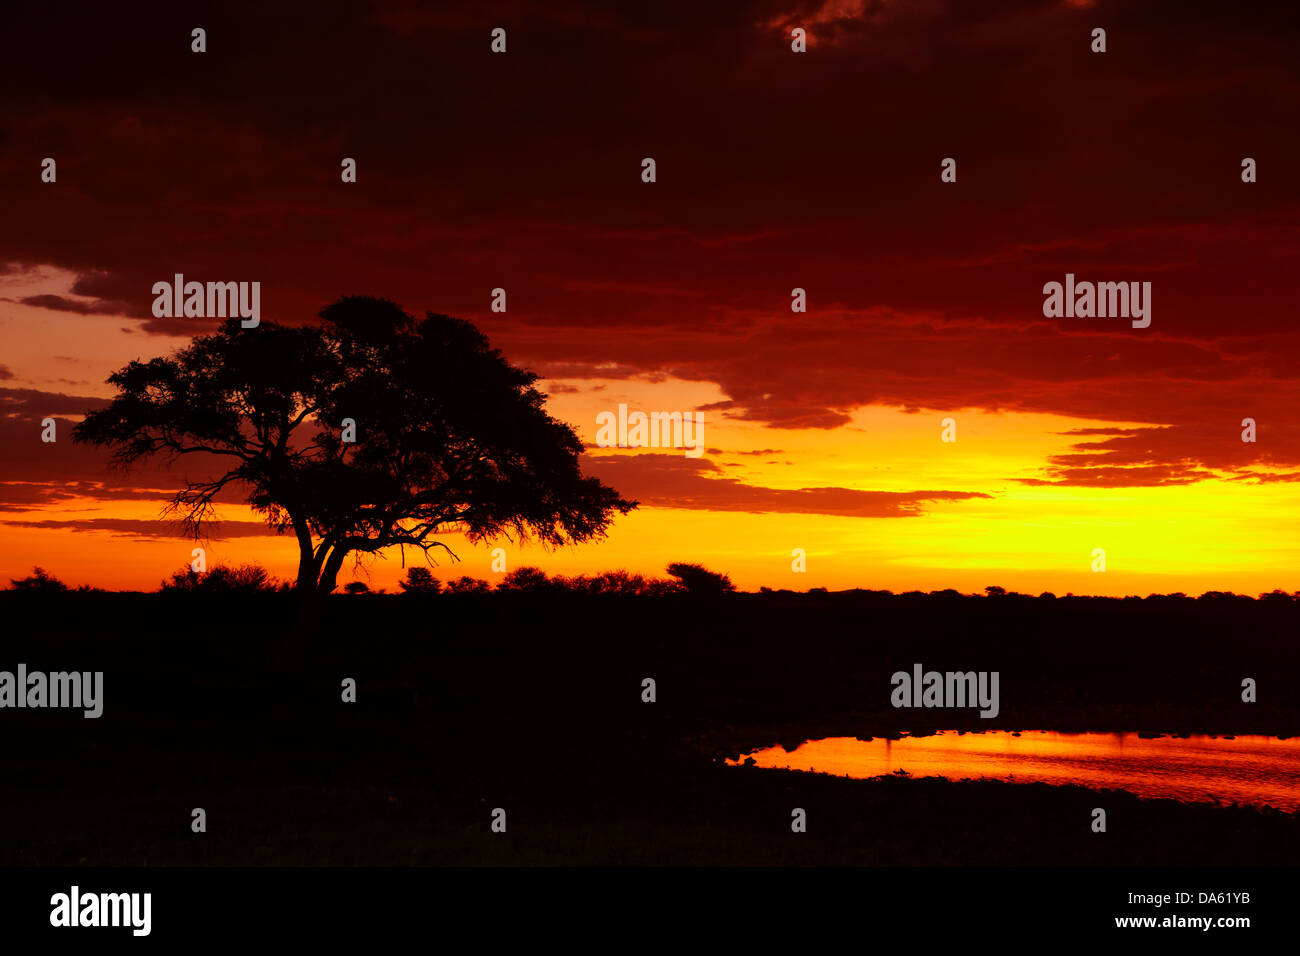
[74,297,636,593]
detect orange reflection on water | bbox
[730,732,1300,812]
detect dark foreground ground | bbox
[1,589,1297,865]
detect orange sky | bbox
[3,1,1300,594]
[4,271,1300,595]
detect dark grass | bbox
[0,589,1296,865]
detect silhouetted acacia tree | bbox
[74,297,636,594]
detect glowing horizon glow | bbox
[3,322,1298,595]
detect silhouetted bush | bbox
[666,562,735,595]
[398,567,441,594]
[562,570,685,595]
[445,575,491,594]
[8,567,68,592]
[496,566,555,592]
[160,563,279,593]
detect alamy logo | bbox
[1042,273,1150,328]
[890,663,1000,718]
[0,664,102,718]
[151,274,260,328]
[595,403,704,458]
[50,886,150,936]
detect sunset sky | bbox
[2,0,1300,594]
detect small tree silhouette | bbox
[343,581,370,595]
[398,566,441,594]
[9,566,68,592]
[496,566,554,592]
[665,562,735,595]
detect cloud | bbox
[0,387,240,498]
[584,453,990,517]
[1010,420,1300,486]
[1,0,1299,490]
[0,481,175,511]
[0,517,280,540]
[0,385,108,418]
[15,294,134,316]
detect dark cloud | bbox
[1011,420,1300,486]
[584,452,990,516]
[0,481,175,511]
[0,0,1297,488]
[14,294,134,316]
[0,387,242,499]
[0,386,108,418]
[0,517,280,540]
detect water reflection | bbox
[729,732,1300,812]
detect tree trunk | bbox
[279,527,345,666]
[292,513,322,591]
[282,523,325,665]
[317,545,348,595]
[296,547,318,591]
